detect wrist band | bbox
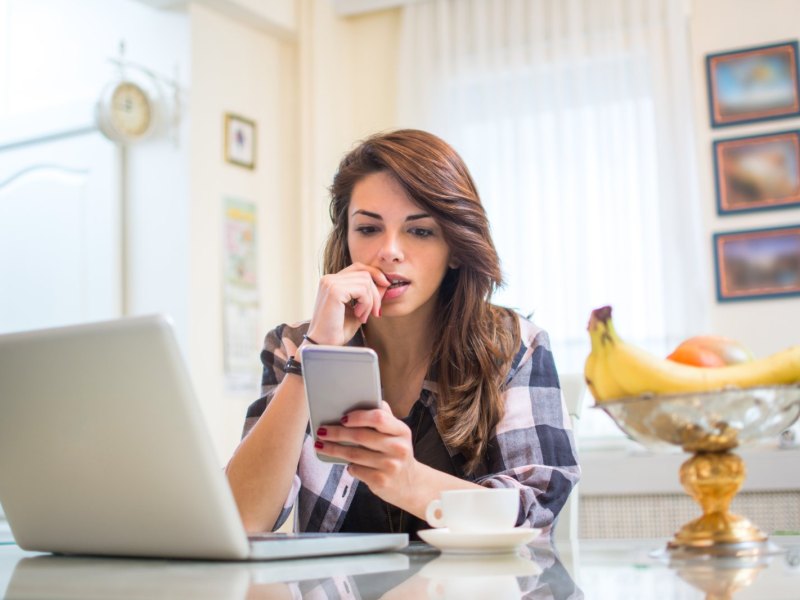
[283,356,303,376]
[302,333,320,345]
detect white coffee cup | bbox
[425,488,519,532]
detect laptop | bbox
[0,315,407,560]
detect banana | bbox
[585,306,800,401]
[584,309,627,402]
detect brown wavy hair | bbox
[323,129,520,474]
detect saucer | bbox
[417,527,541,555]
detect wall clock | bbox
[96,79,157,143]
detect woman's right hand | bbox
[306,263,390,346]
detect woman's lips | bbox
[383,282,409,300]
[382,274,410,300]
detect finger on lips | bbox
[338,267,386,320]
[351,262,390,286]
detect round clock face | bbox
[109,81,152,138]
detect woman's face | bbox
[347,171,453,319]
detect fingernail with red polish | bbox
[340,415,348,424]
[317,427,327,437]
[314,441,324,449]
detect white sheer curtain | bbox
[397,0,709,441]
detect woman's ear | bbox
[448,258,461,269]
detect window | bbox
[398,0,706,446]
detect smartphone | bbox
[300,345,382,463]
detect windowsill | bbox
[578,442,800,496]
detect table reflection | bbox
[576,536,800,599]
[6,538,800,598]
[665,543,800,600]
[382,543,581,600]
[2,542,580,600]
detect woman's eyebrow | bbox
[351,209,382,219]
[351,209,431,222]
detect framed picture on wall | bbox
[224,113,256,169]
[713,130,800,214]
[706,41,800,127]
[713,225,800,301]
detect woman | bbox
[225,129,579,537]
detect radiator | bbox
[580,490,800,539]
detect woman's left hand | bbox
[314,402,419,507]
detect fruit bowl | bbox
[599,385,800,453]
[596,384,800,557]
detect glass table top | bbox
[0,535,798,599]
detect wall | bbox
[188,3,299,461]
[296,1,401,312]
[690,0,800,358]
[347,9,401,138]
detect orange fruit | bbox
[667,335,754,367]
[667,344,727,367]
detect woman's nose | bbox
[377,234,404,263]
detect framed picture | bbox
[713,130,800,214]
[224,113,256,169]
[706,41,800,127]
[714,225,800,301]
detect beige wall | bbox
[690,0,800,358]
[296,2,402,311]
[348,9,401,138]
[188,3,300,461]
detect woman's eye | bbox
[354,225,379,235]
[409,227,434,238]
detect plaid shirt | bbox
[241,314,580,533]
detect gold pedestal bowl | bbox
[598,384,800,557]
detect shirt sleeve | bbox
[240,322,306,531]
[474,321,581,532]
[239,323,361,534]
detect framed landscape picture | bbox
[706,41,800,127]
[713,130,800,214]
[714,225,800,301]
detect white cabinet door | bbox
[0,122,121,334]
